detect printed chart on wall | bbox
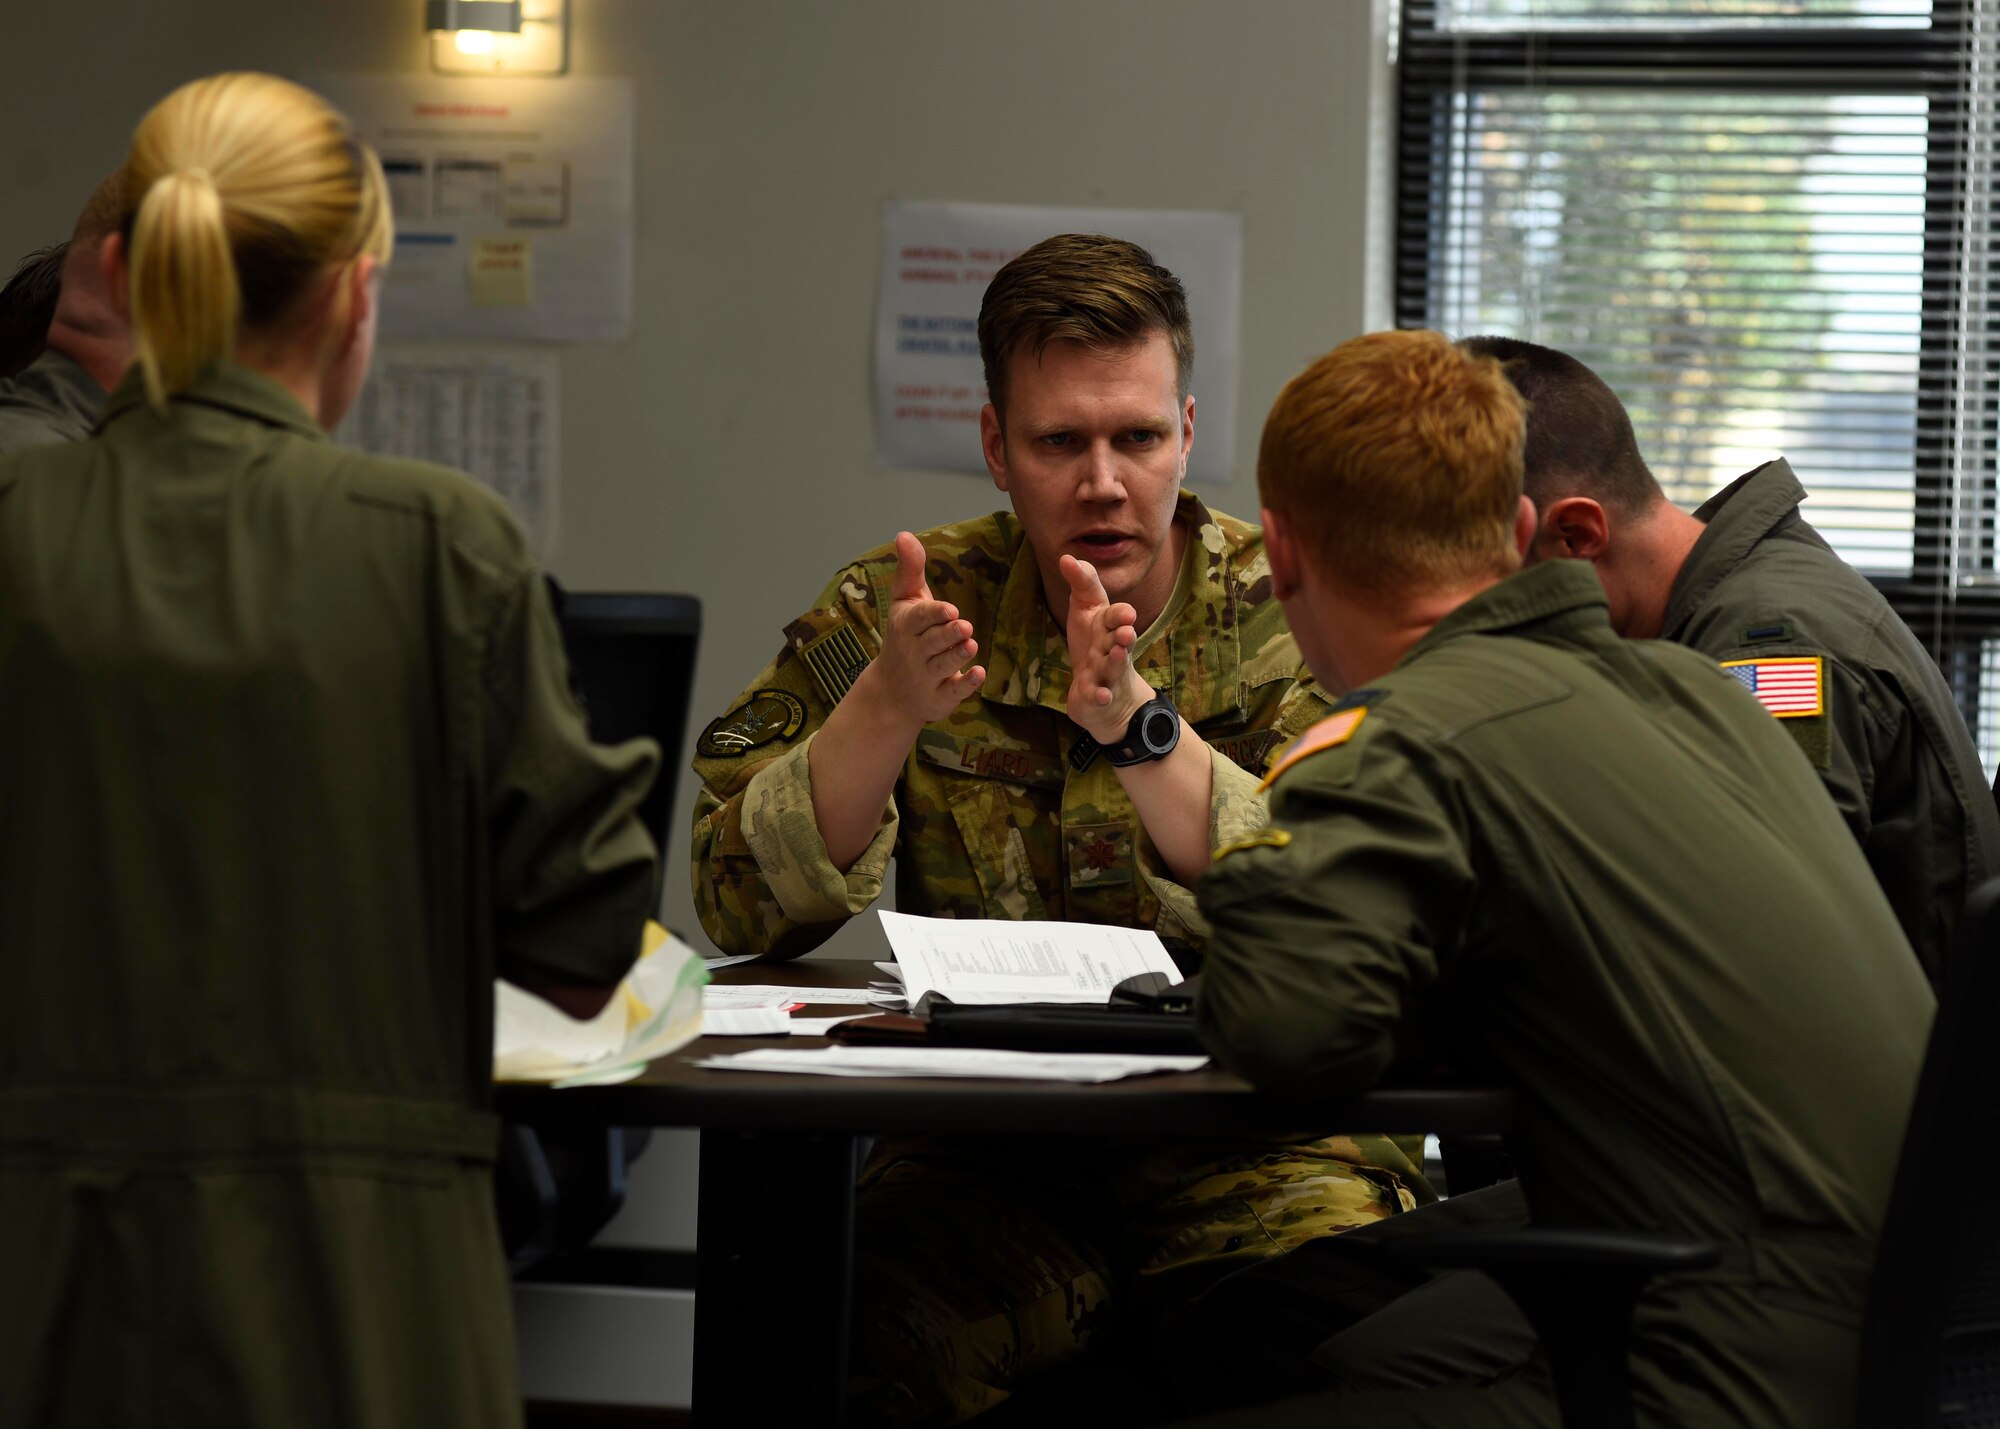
[310,73,633,342]
[335,346,560,559]
[874,201,1244,483]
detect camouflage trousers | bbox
[847,1132,1429,1427]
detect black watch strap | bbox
[1068,691,1184,772]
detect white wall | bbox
[1,0,1388,1403]
[0,0,1388,961]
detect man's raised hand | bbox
[1060,553,1149,741]
[861,531,985,726]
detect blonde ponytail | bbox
[120,73,395,411]
[129,168,240,411]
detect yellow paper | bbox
[494,921,709,1083]
[469,235,534,307]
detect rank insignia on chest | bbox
[1720,656,1824,719]
[697,688,807,757]
[801,624,874,705]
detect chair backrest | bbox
[555,591,702,873]
[1860,876,2000,1427]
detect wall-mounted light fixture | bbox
[427,0,569,76]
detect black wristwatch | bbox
[1068,689,1182,772]
[1105,689,1182,767]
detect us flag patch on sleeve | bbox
[1720,656,1824,718]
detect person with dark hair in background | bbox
[0,73,659,1426]
[0,171,134,455]
[0,242,66,379]
[1458,334,1997,989]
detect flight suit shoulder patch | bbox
[1212,827,1292,863]
[1720,655,1825,719]
[1259,706,1368,791]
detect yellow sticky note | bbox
[469,235,534,307]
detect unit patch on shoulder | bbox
[696,689,807,758]
[1212,828,1292,862]
[1259,706,1368,790]
[801,624,874,705]
[1720,656,1824,719]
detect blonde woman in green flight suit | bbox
[0,73,659,1427]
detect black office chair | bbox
[497,587,703,1271]
[1859,875,2000,1426]
[1369,875,2000,1429]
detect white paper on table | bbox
[694,1046,1209,1083]
[704,953,760,970]
[703,987,803,1012]
[701,1008,794,1037]
[706,984,884,1008]
[788,1014,870,1037]
[877,910,1180,1007]
[495,923,707,1082]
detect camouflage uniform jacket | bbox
[1664,457,2000,987]
[690,491,1333,961]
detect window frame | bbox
[1395,1,2000,744]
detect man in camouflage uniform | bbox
[690,235,1427,1425]
[1461,335,1998,986]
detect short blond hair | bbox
[124,73,392,410]
[1258,329,1525,596]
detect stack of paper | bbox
[877,910,1180,1006]
[494,922,708,1085]
[699,985,876,1037]
[693,1046,1209,1082]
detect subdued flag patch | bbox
[801,623,873,705]
[1721,656,1824,718]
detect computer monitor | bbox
[554,590,702,872]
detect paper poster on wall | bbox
[336,345,560,558]
[874,202,1244,483]
[310,74,633,342]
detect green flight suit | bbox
[0,347,104,456]
[0,363,661,1428]
[1185,561,1933,1429]
[689,493,1429,1426]
[1666,457,2000,985]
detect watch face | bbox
[1140,704,1179,753]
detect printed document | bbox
[878,910,1179,1006]
[694,1046,1209,1083]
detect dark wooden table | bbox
[497,961,1512,1428]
